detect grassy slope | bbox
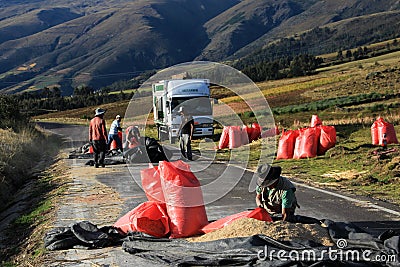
[0,126,65,266]
[34,51,400,204]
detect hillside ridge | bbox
[0,0,399,93]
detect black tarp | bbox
[44,220,400,266]
[69,137,172,164]
[122,220,400,266]
[123,137,172,163]
[44,221,126,250]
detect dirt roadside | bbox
[0,146,128,267]
[41,155,128,267]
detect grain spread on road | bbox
[187,218,334,246]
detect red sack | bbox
[228,126,242,149]
[110,131,123,150]
[113,201,170,237]
[276,129,299,160]
[159,160,208,238]
[318,126,336,155]
[218,126,230,149]
[250,123,261,142]
[241,126,249,145]
[372,117,398,145]
[378,123,398,145]
[141,166,165,203]
[310,115,322,127]
[293,127,320,159]
[201,208,272,234]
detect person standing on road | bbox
[89,108,108,168]
[178,106,194,161]
[255,163,299,222]
[107,115,123,153]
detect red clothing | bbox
[89,116,107,141]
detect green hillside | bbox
[1,0,400,94]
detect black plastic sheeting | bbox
[123,137,172,163]
[44,221,126,250]
[122,220,400,266]
[70,137,172,164]
[45,220,400,266]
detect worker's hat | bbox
[257,163,281,187]
[95,108,106,116]
[178,106,185,113]
[116,115,121,119]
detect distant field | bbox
[34,50,400,128]
[319,50,400,72]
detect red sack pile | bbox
[113,201,170,237]
[117,160,208,238]
[276,115,336,160]
[218,123,265,150]
[371,117,398,146]
[201,207,272,234]
[218,126,244,149]
[159,160,208,238]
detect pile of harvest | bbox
[187,218,334,247]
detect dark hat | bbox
[257,163,281,187]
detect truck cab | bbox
[153,79,214,144]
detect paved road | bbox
[40,122,400,222]
[39,122,400,266]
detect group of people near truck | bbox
[88,106,298,221]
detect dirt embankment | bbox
[0,127,64,266]
[0,126,62,209]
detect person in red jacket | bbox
[89,108,108,168]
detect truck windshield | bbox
[171,97,212,115]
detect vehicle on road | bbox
[152,79,214,144]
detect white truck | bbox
[152,79,214,144]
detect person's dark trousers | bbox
[92,140,107,167]
[179,134,192,160]
[107,134,123,151]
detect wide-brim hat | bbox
[95,108,105,116]
[257,163,281,187]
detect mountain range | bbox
[0,0,400,95]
